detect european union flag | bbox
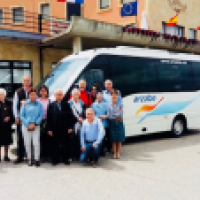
[120,1,138,17]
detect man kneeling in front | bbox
[80,108,105,167]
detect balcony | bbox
[0,7,70,42]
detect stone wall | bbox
[0,39,71,86]
[43,48,71,77]
[147,0,200,38]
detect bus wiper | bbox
[47,74,54,78]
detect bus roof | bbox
[61,46,200,62]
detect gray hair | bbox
[79,79,86,85]
[22,75,31,82]
[0,88,7,97]
[71,88,80,96]
[86,108,94,114]
[105,79,113,85]
[54,89,63,95]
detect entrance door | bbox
[0,61,32,98]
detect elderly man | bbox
[103,80,122,104]
[78,79,91,107]
[80,108,105,167]
[47,89,74,165]
[13,75,31,164]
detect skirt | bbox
[0,124,13,146]
[109,120,125,143]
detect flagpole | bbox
[136,0,138,28]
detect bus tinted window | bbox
[192,62,200,90]
[109,56,158,96]
[157,60,193,92]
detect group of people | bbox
[0,75,125,168]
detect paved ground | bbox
[0,131,200,200]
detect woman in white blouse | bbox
[68,88,86,160]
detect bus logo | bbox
[134,95,156,103]
[135,97,164,116]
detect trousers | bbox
[17,125,25,158]
[40,120,51,158]
[80,142,102,162]
[50,132,70,163]
[22,125,40,160]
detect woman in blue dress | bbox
[107,89,125,159]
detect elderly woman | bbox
[0,88,14,162]
[68,88,86,160]
[91,92,108,156]
[107,89,125,159]
[20,88,43,167]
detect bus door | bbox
[71,55,110,91]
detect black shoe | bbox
[35,161,40,167]
[100,151,106,157]
[40,157,47,163]
[14,157,23,164]
[93,161,98,168]
[4,156,11,162]
[64,160,70,165]
[52,160,59,166]
[28,160,32,167]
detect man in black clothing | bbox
[47,89,74,165]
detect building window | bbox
[121,0,133,4]
[41,3,50,19]
[189,29,196,39]
[162,22,184,37]
[0,61,31,98]
[0,9,3,25]
[100,0,110,9]
[12,7,24,23]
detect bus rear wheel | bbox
[172,116,187,137]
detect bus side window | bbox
[75,69,104,90]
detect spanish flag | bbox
[166,14,178,26]
[197,26,200,30]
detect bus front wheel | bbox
[172,116,187,137]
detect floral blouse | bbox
[107,102,123,119]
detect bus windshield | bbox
[37,58,89,96]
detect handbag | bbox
[72,102,83,135]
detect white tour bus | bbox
[37,46,200,137]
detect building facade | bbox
[147,0,200,39]
[84,0,146,27]
[0,38,71,97]
[84,0,200,39]
[0,0,200,97]
[0,0,77,96]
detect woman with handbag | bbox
[20,88,43,167]
[0,88,14,162]
[68,88,86,160]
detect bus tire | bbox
[171,116,187,137]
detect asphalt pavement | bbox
[0,131,200,200]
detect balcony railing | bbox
[0,7,70,36]
[123,25,199,46]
